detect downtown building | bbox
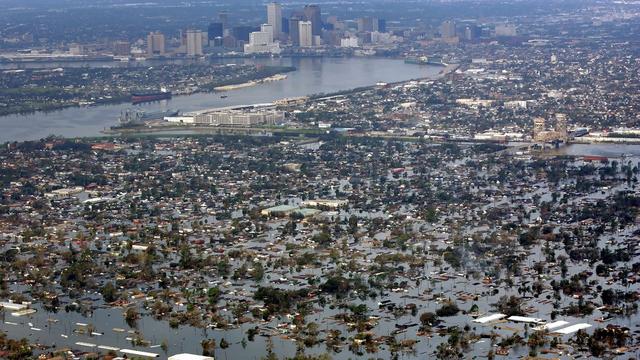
[244,24,281,54]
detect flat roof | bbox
[553,323,592,335]
[473,313,506,324]
[533,320,569,332]
[507,316,545,324]
[264,205,299,212]
[168,354,214,360]
[120,349,160,358]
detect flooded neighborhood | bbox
[0,135,639,359]
[1,0,640,359]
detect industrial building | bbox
[187,107,285,127]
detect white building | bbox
[299,21,313,47]
[340,37,360,48]
[261,24,274,43]
[267,2,282,40]
[194,110,285,127]
[186,30,203,56]
[370,31,398,44]
[244,25,281,54]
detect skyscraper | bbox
[377,19,386,33]
[261,24,274,42]
[218,12,229,30]
[464,25,481,41]
[113,41,131,56]
[208,23,224,40]
[267,2,282,40]
[233,26,260,43]
[146,31,165,56]
[289,17,301,46]
[441,20,456,39]
[186,30,203,56]
[303,5,321,36]
[244,25,281,54]
[299,21,313,47]
[357,17,374,32]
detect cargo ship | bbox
[404,56,447,67]
[111,108,179,129]
[131,89,172,104]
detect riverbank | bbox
[0,57,444,142]
[0,65,296,117]
[213,73,288,91]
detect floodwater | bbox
[0,57,443,143]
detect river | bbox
[0,57,444,143]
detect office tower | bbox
[357,17,374,32]
[289,17,301,46]
[244,25,280,54]
[495,23,517,37]
[186,30,203,56]
[219,12,229,30]
[113,41,131,56]
[464,25,480,41]
[299,21,313,46]
[208,23,224,47]
[441,20,456,38]
[208,23,224,39]
[377,18,386,33]
[282,17,289,34]
[533,117,545,140]
[233,26,259,42]
[555,113,568,141]
[267,2,282,40]
[303,5,321,36]
[146,31,165,56]
[261,24,274,43]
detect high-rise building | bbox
[440,20,456,38]
[495,23,517,37]
[146,31,165,56]
[208,23,224,39]
[208,22,224,47]
[303,5,321,36]
[357,17,374,32]
[218,12,229,30]
[533,117,545,140]
[113,41,131,56]
[377,19,386,33]
[244,24,281,54]
[299,21,313,47]
[233,26,259,42]
[261,24,274,42]
[289,17,301,46]
[464,25,481,41]
[186,30,203,56]
[555,113,568,141]
[267,2,282,40]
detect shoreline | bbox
[0,66,295,118]
[213,73,288,91]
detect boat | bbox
[404,56,447,67]
[131,89,172,104]
[220,95,228,98]
[111,109,179,129]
